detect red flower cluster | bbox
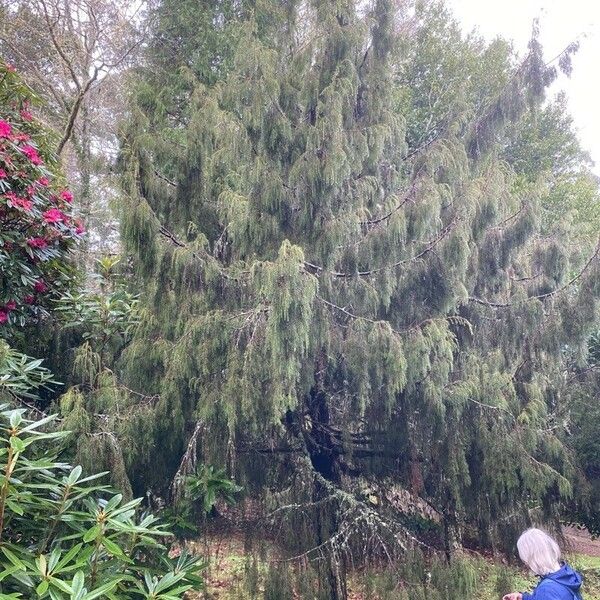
[0,120,12,138]
[0,299,17,323]
[34,280,47,293]
[5,191,33,212]
[59,189,73,203]
[43,208,66,223]
[13,133,30,143]
[27,237,48,249]
[20,144,43,166]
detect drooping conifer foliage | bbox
[56,1,600,596]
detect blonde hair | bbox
[517,528,562,576]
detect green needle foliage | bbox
[0,407,203,599]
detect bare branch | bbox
[38,0,82,91]
[56,65,99,154]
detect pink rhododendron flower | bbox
[5,192,33,212]
[33,280,47,293]
[5,300,16,311]
[0,120,12,139]
[75,223,85,235]
[0,169,6,178]
[59,189,73,203]
[26,185,36,196]
[43,208,65,223]
[27,237,48,249]
[11,196,33,211]
[13,133,30,142]
[5,64,16,73]
[20,109,33,122]
[18,199,33,211]
[24,294,35,305]
[0,310,7,324]
[21,144,42,165]
[37,177,50,186]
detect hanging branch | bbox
[318,296,471,338]
[306,217,458,279]
[402,129,444,162]
[532,238,600,301]
[359,169,424,228]
[158,224,187,248]
[169,420,204,503]
[153,169,177,187]
[156,222,252,284]
[468,237,600,309]
[493,204,526,229]
[510,271,542,282]
[317,296,380,326]
[467,296,511,309]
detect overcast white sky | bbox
[446,0,600,174]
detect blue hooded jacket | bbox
[522,563,583,600]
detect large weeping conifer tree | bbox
[62,0,600,596]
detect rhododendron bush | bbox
[0,61,84,328]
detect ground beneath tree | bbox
[564,525,600,557]
[182,527,600,599]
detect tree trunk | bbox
[76,97,92,269]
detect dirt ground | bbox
[564,525,600,557]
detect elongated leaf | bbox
[81,578,122,599]
[36,579,49,595]
[82,525,101,543]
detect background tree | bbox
[504,91,600,253]
[0,0,147,265]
